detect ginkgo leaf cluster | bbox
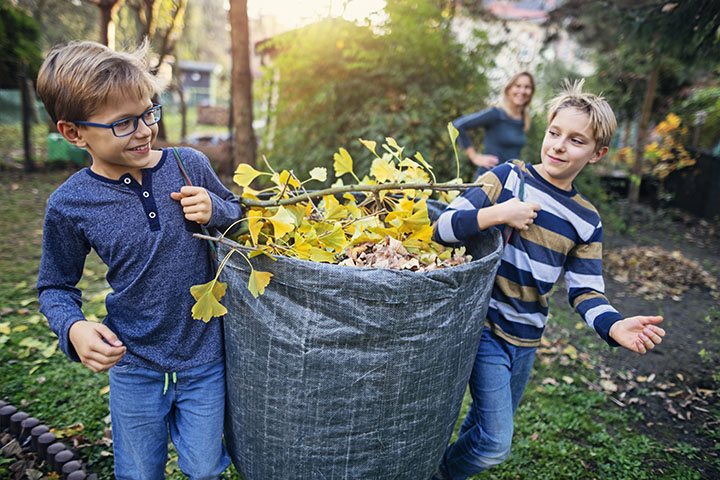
[191,129,472,322]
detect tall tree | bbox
[229,0,256,172]
[0,1,43,172]
[82,0,125,48]
[125,0,187,140]
[126,0,187,71]
[548,0,720,202]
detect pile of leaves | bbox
[604,246,719,301]
[190,132,478,322]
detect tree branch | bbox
[240,181,484,207]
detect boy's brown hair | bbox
[37,40,165,124]
[546,79,617,151]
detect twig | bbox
[240,181,484,208]
[289,170,321,217]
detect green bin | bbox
[47,133,88,165]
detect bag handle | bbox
[502,163,526,246]
[172,147,218,258]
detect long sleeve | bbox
[565,225,622,346]
[452,107,501,150]
[37,204,91,362]
[435,163,517,244]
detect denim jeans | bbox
[109,357,231,480]
[437,329,537,480]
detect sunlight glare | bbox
[247,0,386,29]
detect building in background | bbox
[452,0,594,90]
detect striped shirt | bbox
[435,160,622,347]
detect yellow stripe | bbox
[521,225,576,255]
[486,321,542,347]
[480,171,504,203]
[571,291,609,310]
[569,241,602,260]
[571,192,597,212]
[495,276,548,308]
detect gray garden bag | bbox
[220,203,502,480]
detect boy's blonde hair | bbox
[546,79,617,151]
[498,71,535,132]
[37,40,166,124]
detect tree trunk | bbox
[628,62,660,203]
[96,0,124,49]
[229,0,257,173]
[19,62,34,173]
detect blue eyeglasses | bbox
[72,104,162,137]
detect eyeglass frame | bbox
[71,104,163,137]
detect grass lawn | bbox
[1,166,718,479]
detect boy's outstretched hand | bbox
[171,186,213,225]
[609,316,665,354]
[69,320,127,372]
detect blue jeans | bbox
[437,329,537,480]
[109,357,231,480]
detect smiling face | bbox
[61,94,162,180]
[536,107,608,191]
[507,74,534,109]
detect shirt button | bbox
[148,212,156,219]
[143,191,150,198]
[124,178,131,185]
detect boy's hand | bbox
[171,186,213,225]
[477,198,541,231]
[68,321,126,372]
[609,316,665,354]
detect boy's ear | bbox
[589,146,609,164]
[57,121,87,148]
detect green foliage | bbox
[0,0,43,88]
[10,0,97,50]
[675,85,720,152]
[259,0,492,184]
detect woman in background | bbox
[453,72,535,178]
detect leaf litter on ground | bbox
[604,246,719,301]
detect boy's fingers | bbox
[97,324,123,347]
[170,191,183,201]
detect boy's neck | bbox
[89,149,162,184]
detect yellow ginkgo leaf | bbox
[190,279,228,323]
[371,156,398,183]
[318,223,347,252]
[333,148,354,178]
[322,195,347,221]
[234,163,264,187]
[269,206,296,239]
[309,247,337,263]
[247,210,264,245]
[309,167,327,182]
[248,269,273,298]
[274,170,301,189]
[385,137,404,156]
[359,138,377,156]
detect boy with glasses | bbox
[36,40,240,479]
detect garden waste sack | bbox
[220,222,502,480]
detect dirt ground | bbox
[565,203,720,477]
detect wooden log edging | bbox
[0,400,99,479]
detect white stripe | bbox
[436,212,459,243]
[448,195,475,211]
[523,184,597,241]
[584,304,619,328]
[565,271,605,291]
[503,243,563,284]
[490,299,548,328]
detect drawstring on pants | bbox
[163,372,177,395]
